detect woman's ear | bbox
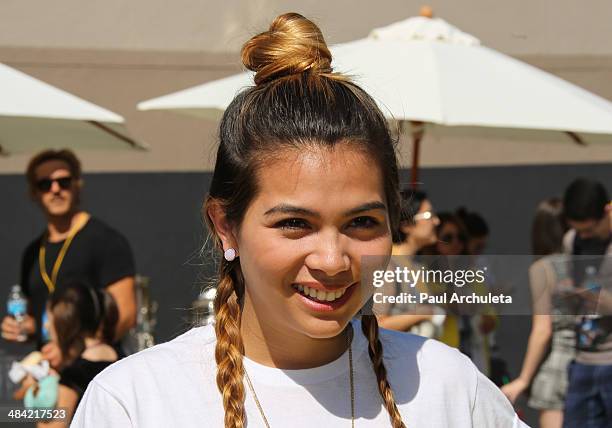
[206,200,239,253]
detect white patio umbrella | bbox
[0,62,147,155]
[138,10,612,185]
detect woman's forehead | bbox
[252,146,385,209]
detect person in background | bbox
[375,189,443,335]
[456,207,490,256]
[1,149,136,368]
[561,178,612,428]
[454,208,499,378]
[502,198,575,428]
[434,212,468,258]
[395,190,440,257]
[34,283,118,427]
[424,212,498,375]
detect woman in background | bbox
[375,189,444,335]
[434,212,468,258]
[419,213,468,350]
[502,198,575,428]
[40,283,118,427]
[422,212,497,375]
[456,207,489,257]
[455,207,503,383]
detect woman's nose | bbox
[305,230,351,276]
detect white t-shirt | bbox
[71,319,529,427]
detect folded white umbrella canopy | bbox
[0,63,147,156]
[138,12,612,184]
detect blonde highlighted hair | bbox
[203,12,405,428]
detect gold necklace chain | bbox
[244,325,355,427]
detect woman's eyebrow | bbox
[264,204,315,217]
[264,201,387,218]
[345,201,387,216]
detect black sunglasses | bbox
[35,176,73,192]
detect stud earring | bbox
[224,248,237,261]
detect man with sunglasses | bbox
[1,149,137,368]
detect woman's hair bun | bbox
[241,13,333,85]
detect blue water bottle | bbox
[6,284,28,342]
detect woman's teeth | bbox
[294,284,346,302]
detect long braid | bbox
[361,314,406,428]
[213,262,246,428]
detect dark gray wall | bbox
[1,163,611,425]
[2,163,611,339]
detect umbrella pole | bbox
[409,5,430,189]
[410,121,424,189]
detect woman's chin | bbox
[292,306,361,339]
[297,317,351,339]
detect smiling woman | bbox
[71,12,529,428]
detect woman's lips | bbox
[292,282,358,312]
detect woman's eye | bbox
[349,216,380,228]
[276,218,309,230]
